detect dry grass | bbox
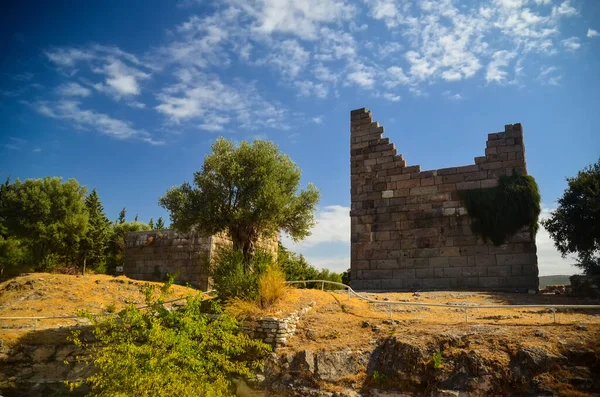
[258,264,288,308]
[0,272,200,344]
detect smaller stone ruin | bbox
[124,230,278,290]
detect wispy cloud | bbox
[382,92,401,102]
[13,72,33,81]
[538,66,562,86]
[27,100,163,145]
[312,116,324,124]
[2,137,27,151]
[27,0,586,145]
[443,90,464,100]
[486,50,517,84]
[239,0,356,40]
[56,82,91,97]
[561,36,581,51]
[156,68,289,131]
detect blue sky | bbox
[1,0,599,276]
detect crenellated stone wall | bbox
[124,230,278,291]
[350,107,539,292]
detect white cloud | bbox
[157,12,237,69]
[534,0,552,5]
[384,66,409,88]
[378,41,404,58]
[588,29,600,38]
[257,39,310,78]
[57,82,91,97]
[45,48,95,66]
[494,0,527,9]
[537,208,580,276]
[561,36,581,51]
[240,0,356,40]
[382,92,401,102]
[282,205,350,249]
[312,116,324,124]
[347,62,376,89]
[552,0,578,17]
[443,90,463,100]
[485,50,517,83]
[28,100,163,145]
[305,255,350,273]
[538,65,562,85]
[156,68,290,130]
[32,148,42,153]
[127,101,146,109]
[315,28,356,60]
[93,59,150,96]
[295,80,329,98]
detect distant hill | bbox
[539,275,572,288]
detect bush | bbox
[210,247,272,301]
[69,278,270,396]
[258,264,288,308]
[459,174,541,245]
[0,236,27,277]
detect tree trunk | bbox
[231,229,258,274]
[82,257,86,276]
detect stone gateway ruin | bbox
[350,108,539,291]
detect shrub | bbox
[69,278,270,397]
[210,247,272,301]
[258,264,288,308]
[459,174,541,245]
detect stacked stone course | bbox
[350,108,538,291]
[241,303,314,349]
[124,230,278,290]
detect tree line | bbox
[0,176,165,277]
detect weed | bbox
[432,350,444,369]
[105,303,116,314]
[372,370,387,384]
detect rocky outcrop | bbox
[264,335,600,396]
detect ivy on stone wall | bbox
[458,174,541,246]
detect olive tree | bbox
[159,138,319,268]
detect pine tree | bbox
[148,218,154,229]
[117,208,126,224]
[134,214,139,222]
[156,217,165,230]
[81,189,111,274]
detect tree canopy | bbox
[0,177,88,269]
[80,189,112,273]
[160,138,319,266]
[542,159,600,274]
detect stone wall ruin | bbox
[350,107,539,291]
[124,230,278,290]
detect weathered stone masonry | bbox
[350,108,538,291]
[124,230,278,291]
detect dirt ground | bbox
[283,289,600,351]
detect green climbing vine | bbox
[458,174,541,246]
